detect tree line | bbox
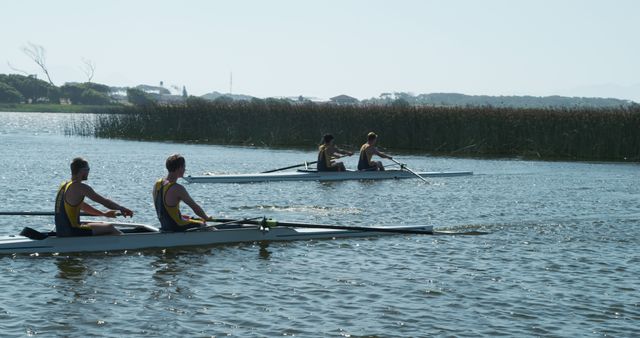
[362,92,636,109]
[0,74,114,105]
[0,73,167,106]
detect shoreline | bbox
[0,103,123,113]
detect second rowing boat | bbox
[184,169,473,184]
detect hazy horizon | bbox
[2,0,638,101]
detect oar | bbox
[0,211,57,216]
[187,216,264,231]
[210,217,434,235]
[211,218,488,236]
[391,158,429,183]
[261,161,318,173]
[0,211,121,217]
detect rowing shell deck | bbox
[184,169,473,184]
[0,223,433,255]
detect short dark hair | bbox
[166,154,185,172]
[367,132,378,141]
[322,134,334,144]
[70,157,89,175]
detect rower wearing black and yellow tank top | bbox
[357,132,392,171]
[55,181,92,236]
[54,157,134,237]
[317,134,353,172]
[153,154,210,232]
[153,179,203,231]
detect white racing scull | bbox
[184,169,473,184]
[0,219,434,255]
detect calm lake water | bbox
[0,112,638,337]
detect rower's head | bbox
[367,132,378,144]
[166,153,186,176]
[322,134,334,145]
[70,157,90,181]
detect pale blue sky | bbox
[2,0,638,101]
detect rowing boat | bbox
[184,169,473,184]
[0,220,433,255]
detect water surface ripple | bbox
[0,112,638,337]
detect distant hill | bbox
[363,92,636,108]
[557,83,640,103]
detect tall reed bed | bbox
[78,100,640,161]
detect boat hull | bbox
[184,170,473,183]
[0,224,433,255]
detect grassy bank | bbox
[0,103,122,113]
[70,100,640,162]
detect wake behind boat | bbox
[0,219,434,255]
[184,169,473,184]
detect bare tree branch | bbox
[80,58,96,83]
[6,62,30,76]
[21,42,54,85]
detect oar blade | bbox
[434,230,489,236]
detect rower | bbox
[317,134,353,172]
[55,157,134,237]
[357,132,393,171]
[153,154,210,232]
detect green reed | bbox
[76,100,640,161]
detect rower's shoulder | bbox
[363,144,376,151]
[66,181,94,195]
[168,181,187,192]
[71,181,92,189]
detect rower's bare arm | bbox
[83,185,134,217]
[373,148,392,159]
[337,147,354,156]
[80,202,105,216]
[178,187,209,220]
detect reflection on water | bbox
[151,250,209,283]
[55,257,88,281]
[258,242,271,259]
